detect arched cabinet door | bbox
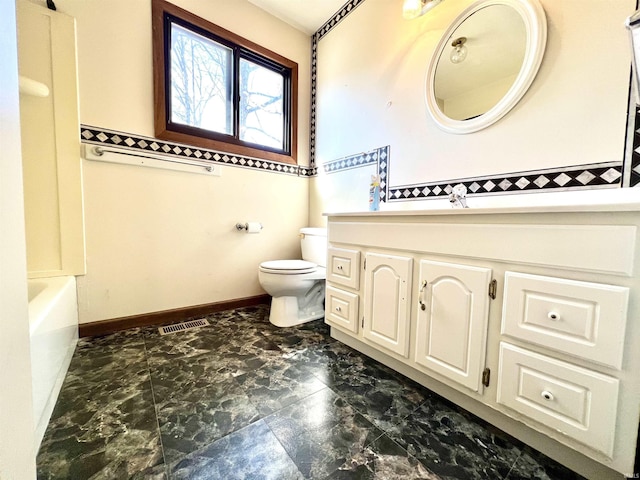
[415,260,492,392]
[363,253,413,358]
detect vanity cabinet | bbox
[325,206,640,480]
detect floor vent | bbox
[158,318,209,336]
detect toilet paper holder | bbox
[235,222,263,232]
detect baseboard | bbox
[78,294,271,338]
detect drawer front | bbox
[501,272,629,369]
[497,342,619,457]
[325,286,359,333]
[327,247,361,289]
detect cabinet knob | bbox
[547,312,560,321]
[335,306,342,312]
[337,265,343,270]
[541,391,554,401]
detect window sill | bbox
[156,128,298,165]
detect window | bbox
[152,0,298,164]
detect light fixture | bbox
[402,0,443,20]
[450,37,468,64]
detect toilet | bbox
[258,227,327,327]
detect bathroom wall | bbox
[310,0,636,223]
[53,0,312,324]
[0,0,37,477]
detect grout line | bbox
[503,450,522,480]
[142,332,170,477]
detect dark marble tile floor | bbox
[36,305,585,479]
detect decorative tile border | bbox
[310,33,319,170]
[386,162,623,202]
[320,148,380,174]
[316,0,367,41]
[319,145,389,199]
[630,105,640,187]
[80,125,310,176]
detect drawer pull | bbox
[541,390,554,401]
[337,265,344,270]
[547,312,560,321]
[335,306,342,312]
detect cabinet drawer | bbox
[497,342,619,457]
[325,286,359,333]
[501,272,629,369]
[327,247,361,289]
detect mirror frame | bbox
[425,0,547,134]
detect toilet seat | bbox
[259,259,317,275]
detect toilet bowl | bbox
[258,228,327,327]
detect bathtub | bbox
[28,276,78,451]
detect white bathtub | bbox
[28,276,78,451]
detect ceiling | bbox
[247,0,347,35]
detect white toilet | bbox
[258,227,327,327]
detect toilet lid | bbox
[260,259,317,274]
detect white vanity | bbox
[325,196,640,479]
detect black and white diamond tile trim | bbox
[387,162,623,201]
[378,145,389,201]
[310,33,319,169]
[321,149,378,173]
[316,0,367,40]
[630,105,640,187]
[317,146,389,202]
[81,125,302,176]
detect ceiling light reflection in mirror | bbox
[434,5,526,122]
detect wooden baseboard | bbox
[78,294,270,338]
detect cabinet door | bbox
[363,253,412,357]
[415,260,492,392]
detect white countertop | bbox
[325,188,640,217]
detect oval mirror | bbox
[425,0,547,134]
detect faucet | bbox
[449,184,469,208]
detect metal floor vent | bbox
[158,318,209,336]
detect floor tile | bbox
[154,374,260,464]
[505,446,586,480]
[265,388,385,479]
[325,355,429,436]
[170,420,303,480]
[326,433,442,479]
[235,361,328,416]
[388,396,522,480]
[37,370,163,479]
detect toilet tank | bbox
[300,228,327,267]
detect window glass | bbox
[170,22,233,135]
[239,58,284,150]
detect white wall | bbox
[54,0,313,323]
[0,0,36,477]
[312,0,635,218]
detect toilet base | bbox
[268,295,325,328]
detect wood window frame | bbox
[152,0,298,165]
